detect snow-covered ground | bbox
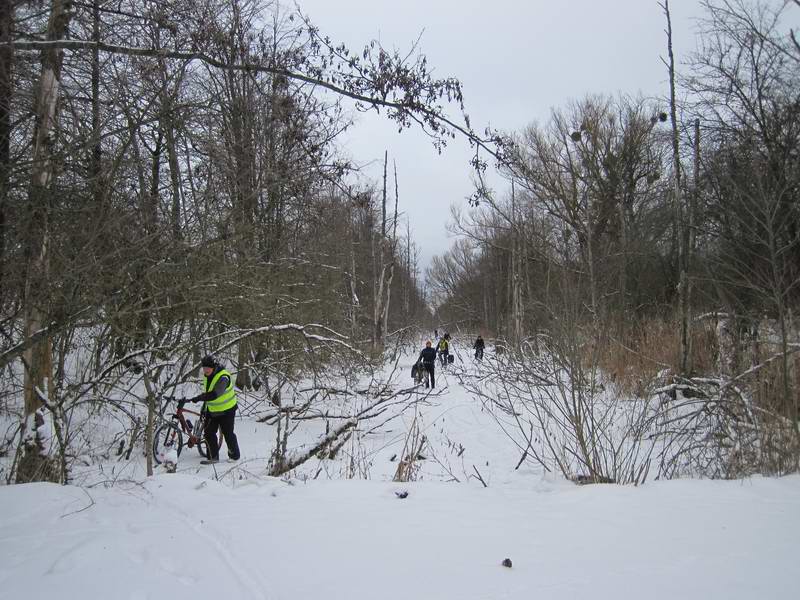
[1,347,798,599]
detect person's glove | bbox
[177,398,187,409]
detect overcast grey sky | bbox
[297,0,709,270]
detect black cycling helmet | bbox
[200,355,216,368]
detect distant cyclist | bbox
[474,335,485,360]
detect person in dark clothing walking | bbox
[417,340,438,388]
[474,335,485,360]
[187,355,241,464]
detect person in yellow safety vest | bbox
[187,355,241,464]
[437,336,449,366]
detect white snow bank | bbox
[1,474,798,600]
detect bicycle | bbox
[152,397,220,465]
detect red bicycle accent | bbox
[152,400,222,465]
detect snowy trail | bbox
[2,348,800,599]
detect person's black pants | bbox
[204,405,240,460]
[423,363,435,388]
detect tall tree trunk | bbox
[0,0,13,293]
[23,0,71,417]
[372,151,389,351]
[154,23,184,241]
[90,0,101,207]
[17,0,71,484]
[229,79,256,390]
[510,181,524,346]
[164,111,182,240]
[146,130,163,235]
[664,0,691,375]
[381,160,401,339]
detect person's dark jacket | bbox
[418,347,438,365]
[474,337,485,350]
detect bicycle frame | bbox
[173,404,206,450]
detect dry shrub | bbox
[593,318,676,396]
[393,415,426,482]
[750,346,799,421]
[594,317,719,396]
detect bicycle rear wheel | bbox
[193,432,224,459]
[153,422,183,465]
[193,415,223,459]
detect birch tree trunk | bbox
[17,0,71,483]
[23,0,71,417]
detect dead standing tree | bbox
[662,0,693,376]
[372,152,400,352]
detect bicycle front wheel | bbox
[153,423,183,465]
[193,432,224,459]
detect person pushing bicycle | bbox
[185,355,241,464]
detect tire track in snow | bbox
[153,485,274,600]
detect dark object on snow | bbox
[395,491,409,499]
[389,453,397,462]
[573,474,616,485]
[502,558,513,568]
[270,389,281,407]
[447,354,454,364]
[411,362,424,384]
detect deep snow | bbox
[1,348,798,599]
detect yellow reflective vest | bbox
[203,369,237,413]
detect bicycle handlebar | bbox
[162,395,188,406]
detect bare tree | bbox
[686,0,800,435]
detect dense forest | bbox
[1,0,798,484]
